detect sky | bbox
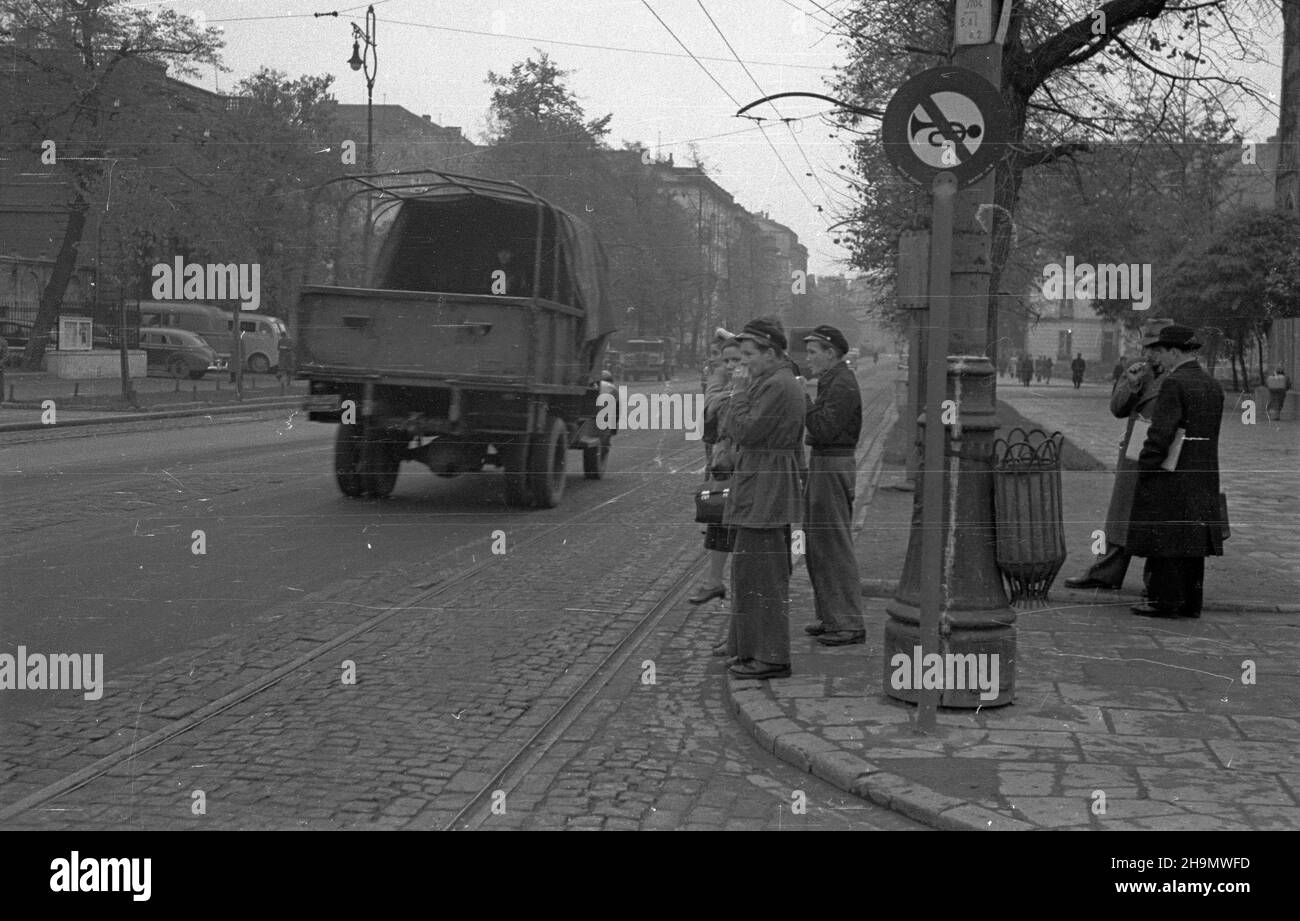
[151,0,1283,277]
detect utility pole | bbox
[881,0,1017,720]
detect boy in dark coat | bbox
[799,326,865,646]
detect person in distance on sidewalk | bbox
[1126,325,1225,618]
[716,317,804,680]
[799,326,866,647]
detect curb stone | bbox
[725,673,988,830]
[859,578,1299,614]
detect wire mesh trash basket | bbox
[993,428,1067,605]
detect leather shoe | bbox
[1064,576,1119,590]
[689,584,726,605]
[728,660,791,680]
[711,642,731,657]
[803,622,826,636]
[1131,602,1199,619]
[816,630,866,647]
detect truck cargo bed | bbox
[297,285,587,388]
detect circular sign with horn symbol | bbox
[882,67,1009,188]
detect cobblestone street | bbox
[1,368,922,831]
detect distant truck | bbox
[295,170,616,507]
[623,336,676,381]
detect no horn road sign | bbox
[882,67,1009,188]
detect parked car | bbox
[138,328,226,379]
[136,301,233,365]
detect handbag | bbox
[1125,415,1184,470]
[694,477,730,524]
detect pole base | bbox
[883,599,1016,708]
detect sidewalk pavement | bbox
[0,369,306,431]
[721,381,1300,830]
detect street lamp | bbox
[348,5,378,175]
[341,5,378,275]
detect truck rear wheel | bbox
[360,429,401,499]
[335,424,365,497]
[527,417,568,508]
[502,437,530,507]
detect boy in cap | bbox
[800,325,866,645]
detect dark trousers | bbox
[728,527,792,666]
[804,453,863,633]
[1146,557,1205,613]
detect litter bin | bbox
[993,427,1067,605]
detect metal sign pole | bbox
[918,171,956,732]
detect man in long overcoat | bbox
[1126,325,1225,618]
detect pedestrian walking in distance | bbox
[1266,365,1291,420]
[1070,352,1086,389]
[1043,356,1054,385]
[1064,350,1162,591]
[715,317,804,680]
[799,326,866,647]
[1020,352,1034,387]
[1127,325,1225,618]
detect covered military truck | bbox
[296,171,616,507]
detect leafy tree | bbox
[825,0,1275,348]
[0,0,223,369]
[1159,207,1300,388]
[486,50,611,144]
[477,54,701,347]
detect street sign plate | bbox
[955,0,994,45]
[882,66,1009,189]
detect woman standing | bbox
[690,337,742,604]
[715,317,805,680]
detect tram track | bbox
[2,367,899,828]
[444,556,704,830]
[0,437,709,824]
[444,370,898,830]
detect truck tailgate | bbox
[297,286,530,382]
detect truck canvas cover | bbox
[369,184,615,344]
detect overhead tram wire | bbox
[640,0,821,213]
[696,0,836,213]
[206,11,829,71]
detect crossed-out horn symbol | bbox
[909,112,982,148]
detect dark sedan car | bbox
[139,328,225,379]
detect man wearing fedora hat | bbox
[1125,324,1226,618]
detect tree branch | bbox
[1013,142,1090,171]
[1023,0,1168,97]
